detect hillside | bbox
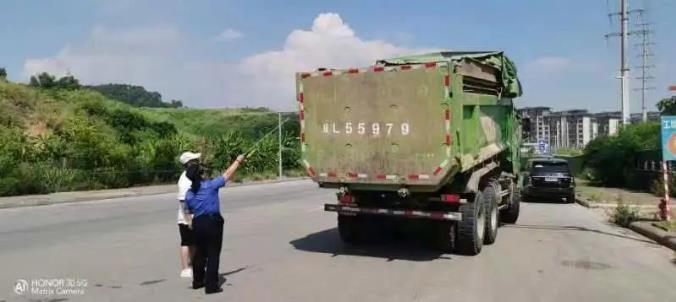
[0,80,300,196]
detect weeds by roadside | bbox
[610,196,640,227]
[654,219,676,232]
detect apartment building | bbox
[594,111,621,137]
[547,110,595,149]
[517,107,551,144]
[518,107,610,150]
[518,107,662,150]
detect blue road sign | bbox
[661,116,676,161]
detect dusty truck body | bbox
[295,51,523,255]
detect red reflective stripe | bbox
[425,62,436,68]
[322,71,333,77]
[445,109,450,120]
[301,73,311,79]
[298,92,304,103]
[376,174,386,180]
[408,174,419,180]
[348,68,359,74]
[445,134,452,145]
[444,75,450,87]
[404,210,413,216]
[300,133,305,143]
[328,172,337,177]
[347,172,358,178]
[373,66,385,72]
[400,65,412,70]
[299,110,304,120]
[433,166,443,176]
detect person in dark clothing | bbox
[185,154,244,294]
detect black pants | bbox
[192,214,224,290]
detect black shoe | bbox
[205,287,223,294]
[192,282,205,290]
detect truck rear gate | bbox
[297,62,453,187]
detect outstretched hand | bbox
[236,154,245,162]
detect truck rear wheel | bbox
[338,215,360,244]
[482,184,499,245]
[500,183,520,224]
[434,221,455,252]
[455,193,485,255]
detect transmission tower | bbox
[633,21,655,122]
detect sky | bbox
[1,0,674,112]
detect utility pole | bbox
[605,1,643,125]
[278,112,283,180]
[621,0,629,125]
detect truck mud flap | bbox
[324,204,462,221]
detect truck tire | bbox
[500,184,520,224]
[482,183,499,245]
[455,192,485,255]
[435,221,455,252]
[338,215,360,244]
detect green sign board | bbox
[661,115,676,161]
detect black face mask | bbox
[186,161,211,176]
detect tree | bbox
[657,96,676,115]
[30,72,56,88]
[56,75,80,90]
[169,99,184,108]
[28,72,80,90]
[0,68,7,80]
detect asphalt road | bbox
[1,180,674,302]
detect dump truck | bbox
[295,51,523,255]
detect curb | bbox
[0,177,310,210]
[575,197,593,208]
[575,197,657,209]
[628,221,676,251]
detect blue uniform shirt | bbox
[185,176,227,217]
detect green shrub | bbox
[611,201,639,227]
[583,122,659,187]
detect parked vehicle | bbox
[295,51,523,255]
[522,157,575,202]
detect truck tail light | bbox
[339,194,354,204]
[440,194,460,203]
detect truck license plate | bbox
[544,177,557,182]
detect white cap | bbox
[179,152,201,165]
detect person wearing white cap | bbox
[177,151,201,278]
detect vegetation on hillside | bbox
[29,72,81,90]
[87,83,183,108]
[0,78,301,196]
